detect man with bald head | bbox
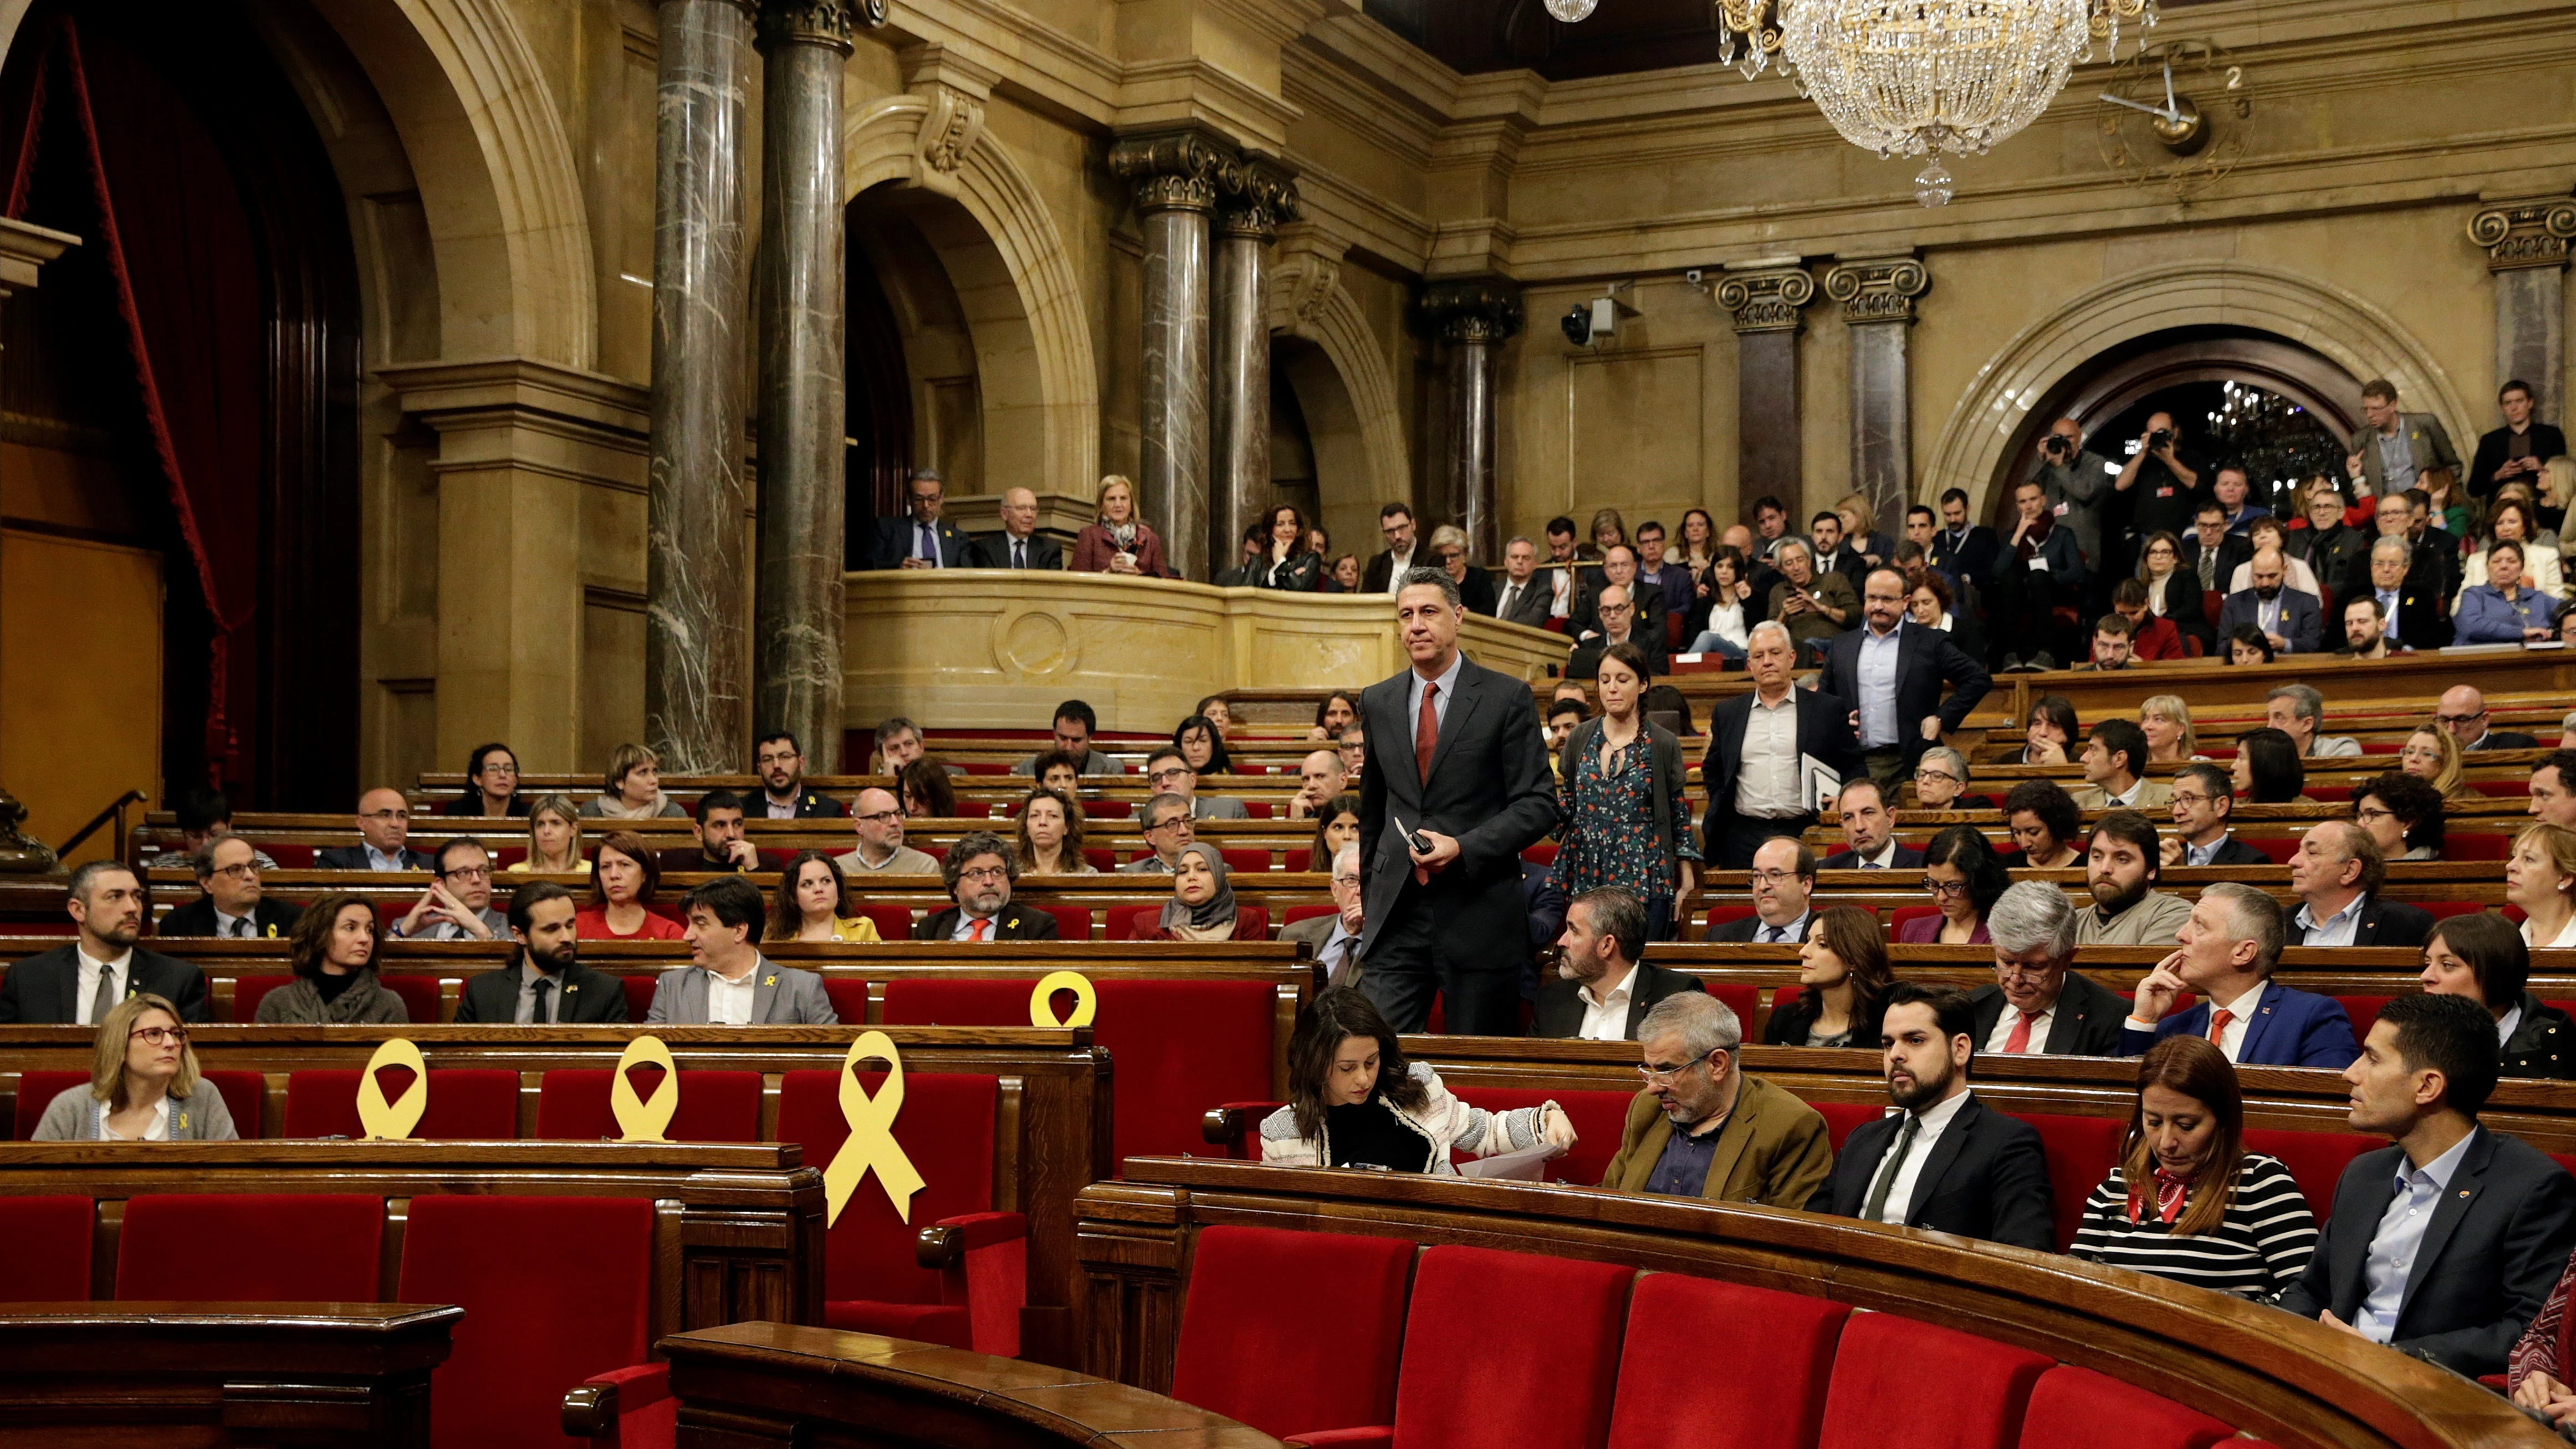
[2286,821,2434,948]
[315,788,433,871]
[974,487,1062,569]
[2219,547,2321,653]
[2440,685,2539,752]
[1570,582,1668,678]
[835,787,939,874]
[1286,749,1348,821]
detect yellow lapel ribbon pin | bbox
[1030,970,1097,1028]
[610,1035,680,1142]
[356,1038,428,1141]
[821,1031,926,1227]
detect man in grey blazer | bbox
[645,877,837,1026]
[2347,378,2461,498]
[1490,537,1555,627]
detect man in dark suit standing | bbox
[1807,983,2054,1251]
[1702,621,1859,870]
[1530,887,1704,1041]
[0,861,210,1023]
[972,487,1065,570]
[2275,994,2576,1376]
[156,836,305,938]
[1359,503,1420,593]
[1817,777,1923,871]
[1821,567,1991,790]
[2175,502,2252,605]
[453,882,633,1023]
[1968,882,2128,1056]
[314,787,434,871]
[914,832,1064,941]
[1357,567,1559,1034]
[2286,822,2435,947]
[867,469,973,569]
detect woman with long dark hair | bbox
[1259,988,1575,1171]
[1172,714,1234,776]
[2231,728,2307,804]
[1550,643,1698,938]
[1764,905,1892,1048]
[1252,503,1323,591]
[764,850,880,942]
[899,758,958,818]
[1305,793,1359,872]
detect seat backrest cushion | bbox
[13,1070,90,1140]
[1447,1087,1632,1186]
[0,1195,92,1300]
[2242,1130,2376,1220]
[2014,1365,2231,1449]
[1817,1312,2050,1449]
[1093,981,1275,1163]
[117,1193,382,1302]
[778,1069,996,1306]
[1394,1245,1632,1449]
[2016,1113,2125,1251]
[534,1068,761,1143]
[880,979,1033,1027]
[1171,1226,1416,1439]
[283,1069,520,1140]
[1607,1273,1849,1449]
[1815,1101,1884,1153]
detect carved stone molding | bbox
[1267,221,1345,333]
[2468,196,2576,273]
[1716,265,1815,335]
[919,88,986,174]
[755,0,858,50]
[1420,278,1525,345]
[1824,255,1930,325]
[1109,131,1240,216]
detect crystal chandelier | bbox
[1716,0,2153,205]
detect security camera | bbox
[1561,304,1593,346]
[1684,268,1705,286]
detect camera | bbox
[1684,268,1705,286]
[2043,434,2069,458]
[1561,305,1592,346]
[2148,427,2173,450]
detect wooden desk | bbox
[0,1300,458,1448]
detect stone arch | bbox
[1922,261,2476,518]
[843,95,1100,495]
[1269,247,1409,549]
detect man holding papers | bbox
[1700,621,1859,869]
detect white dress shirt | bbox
[705,967,759,1026]
[2202,981,2263,1061]
[1750,908,1811,945]
[1382,547,1416,593]
[2355,1128,2480,1343]
[2498,1005,2525,1048]
[1984,1003,2053,1054]
[1869,1088,1974,1225]
[2293,893,2367,948]
[1576,964,1639,1042]
[1496,578,1529,620]
[2521,915,2576,949]
[212,907,258,939]
[75,948,134,1026]
[1843,839,1902,869]
[1856,622,1903,747]
[100,1097,172,1142]
[1735,690,1802,818]
[1549,569,1572,618]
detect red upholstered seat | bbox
[1705,904,1755,933]
[2017,1112,2125,1251]
[2337,995,2395,1044]
[2013,1366,2230,1449]
[1705,982,1760,1037]
[2243,1129,2375,1219]
[1389,1246,1631,1449]
[534,1068,760,1142]
[1448,1087,1632,1186]
[823,979,871,1023]
[117,1194,381,1302]
[2305,785,2350,802]
[202,1070,264,1138]
[0,1196,91,1300]
[1172,1227,1417,1440]
[399,1195,654,1449]
[13,1069,89,1140]
[621,975,656,1020]
[1522,843,1559,866]
[1815,1101,1884,1152]
[1817,1313,2049,1449]
[1890,905,1941,936]
[1284,904,1337,926]
[283,1068,520,1139]
[265,843,317,868]
[2242,837,2299,864]
[1083,847,1120,871]
[2417,900,2491,921]
[2451,833,2511,861]
[2480,780,2533,798]
[856,903,914,939]
[1607,1274,1849,1449]
[1221,848,1272,874]
[1042,904,1092,939]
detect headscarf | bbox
[1156,843,1236,939]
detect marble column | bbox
[647,0,757,775]
[1420,281,1525,563]
[753,0,855,772]
[1210,170,1297,572]
[1110,133,1234,582]
[1824,254,1930,543]
[2469,197,2576,414]
[1716,261,1815,523]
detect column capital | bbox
[1110,130,1238,215]
[1716,263,1815,335]
[1824,254,1929,325]
[1217,162,1300,242]
[1420,278,1524,345]
[2468,196,2576,273]
[756,0,863,51]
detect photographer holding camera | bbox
[2027,418,2113,583]
[2114,409,2201,567]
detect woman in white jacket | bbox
[1261,988,1575,1173]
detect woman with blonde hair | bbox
[580,743,687,820]
[765,849,882,943]
[1071,475,1174,577]
[1583,508,1626,562]
[2399,723,2482,804]
[2138,695,2200,764]
[1833,493,1896,568]
[2506,823,2576,949]
[31,993,238,1140]
[508,793,590,875]
[1015,787,1096,875]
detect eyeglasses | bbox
[1995,960,2061,982]
[2435,711,2485,726]
[1601,603,1633,615]
[1332,874,1362,889]
[1920,877,1969,898]
[208,862,259,882]
[2170,790,2217,806]
[129,1026,187,1046]
[1913,768,1961,786]
[856,810,903,825]
[1637,1050,1715,1085]
[2354,804,2396,825]
[441,865,492,883]
[1147,817,1193,834]
[1148,767,1191,784]
[1749,868,1803,886]
[361,809,411,823]
[958,865,1009,883]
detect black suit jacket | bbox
[971,531,1065,570]
[2177,534,2252,597]
[1701,687,1859,851]
[155,897,305,939]
[1567,627,1667,680]
[2470,422,2568,499]
[2275,1126,2576,1374]
[2140,571,2208,636]
[1362,550,1421,593]
[753,788,849,820]
[1966,971,2127,1057]
[2287,894,2434,948]
[2184,834,2275,868]
[1928,526,2000,587]
[453,960,635,1023]
[1819,619,1992,769]
[1707,912,1808,944]
[1492,572,1555,627]
[1529,962,1704,1041]
[868,515,974,570]
[1819,844,1925,871]
[913,904,1062,941]
[313,844,432,871]
[1572,575,1668,645]
[0,943,212,1023]
[2475,731,2542,752]
[1807,1092,2056,1251]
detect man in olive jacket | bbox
[1598,991,1833,1208]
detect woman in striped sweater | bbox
[2070,1036,2317,1299]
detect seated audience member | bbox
[1144,746,1246,821]
[2000,779,2083,870]
[1490,536,1551,624]
[2224,518,2317,596]
[1575,542,1666,640]
[1900,557,1986,664]
[1806,983,2054,1251]
[2123,883,2359,1067]
[1910,746,1971,811]
[2456,541,2557,643]
[1172,713,1234,776]
[872,715,963,777]
[1534,887,1706,1041]
[2224,623,2276,666]
[1015,788,1096,875]
[255,892,407,1025]
[2267,683,2360,758]
[579,743,688,820]
[1977,880,2130,1054]
[2341,594,2401,658]
[1568,583,1669,678]
[2136,531,2204,651]
[2286,822,2433,946]
[646,876,836,1025]
[1907,825,2008,944]
[316,787,433,870]
[1544,698,1587,761]
[837,787,939,875]
[753,732,848,820]
[393,837,508,941]
[2508,823,2576,949]
[29,993,236,1141]
[973,486,1064,570]
[2070,1037,2317,1297]
[2076,810,2195,947]
[575,832,687,941]
[2110,577,2184,660]
[2163,762,2272,868]
[2357,534,2451,652]
[1192,694,1234,734]
[2400,722,2482,805]
[1767,904,1893,1047]
[766,850,881,943]
[1765,540,1855,654]
[2463,494,2564,597]
[916,831,1061,941]
[1286,749,1350,821]
[1821,777,1921,870]
[1708,837,1814,943]
[508,794,590,875]
[2277,994,2576,1376]
[2219,549,2321,653]
[1685,547,1757,661]
[2442,683,2542,752]
[1014,699,1117,775]
[656,791,758,875]
[871,468,970,568]
[2353,770,2446,862]
[1429,524,1495,614]
[1337,722,1366,784]
[2078,613,2140,671]
[439,741,527,817]
[2138,694,2199,765]
[1070,475,1171,576]
[2070,719,2173,811]
[1282,844,1366,992]
[1311,690,1360,740]
[456,882,630,1023]
[1261,987,1575,1172]
[2232,727,2309,804]
[1603,991,1833,1206]
[1304,793,1360,872]
[1135,844,1260,942]
[1119,794,1195,874]
[2421,911,2575,1080]
[2533,751,2576,830]
[2021,694,2078,765]
[159,835,302,938]
[900,759,960,819]
[150,786,276,871]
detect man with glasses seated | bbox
[1567,582,1668,679]
[835,787,939,875]
[1706,837,1815,943]
[2161,762,2271,868]
[1969,880,2128,1056]
[1282,843,1367,993]
[157,835,303,938]
[1119,794,1197,874]
[392,837,509,940]
[1598,990,1832,1206]
[1910,747,1971,811]
[914,831,1060,941]
[315,787,432,870]
[2441,685,2541,753]
[1146,745,1246,821]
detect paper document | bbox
[1460,1143,1563,1181]
[1801,754,1842,813]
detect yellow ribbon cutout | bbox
[821,1031,926,1227]
[610,1035,679,1142]
[1030,970,1097,1028]
[356,1038,428,1141]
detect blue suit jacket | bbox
[2216,586,2323,653]
[2120,979,2358,1068]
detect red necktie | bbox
[1415,683,1440,784]
[2002,1013,2033,1054]
[969,918,991,943]
[2206,1007,2232,1048]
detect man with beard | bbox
[454,882,632,1022]
[1807,982,2054,1250]
[0,861,210,1023]
[915,831,1061,940]
[2218,548,2321,653]
[1531,887,1704,1042]
[1597,989,1832,1206]
[1967,882,2128,1056]
[753,732,848,819]
[2072,810,2194,946]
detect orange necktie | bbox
[970,918,991,943]
[2207,1007,2232,1047]
[2002,1013,2033,1054]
